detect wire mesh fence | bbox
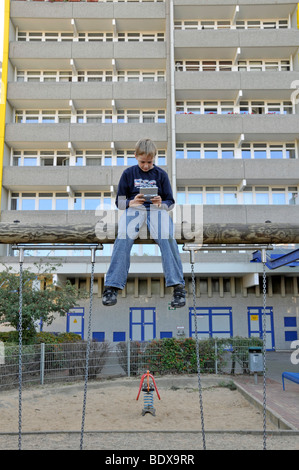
[0,337,263,391]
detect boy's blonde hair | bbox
[135,138,157,158]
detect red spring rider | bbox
[136,370,161,416]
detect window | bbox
[176,185,298,206]
[176,143,235,159]
[176,59,234,72]
[78,71,113,82]
[12,150,70,166]
[176,100,292,115]
[79,32,113,42]
[175,18,288,30]
[76,110,112,123]
[238,59,290,72]
[117,109,165,123]
[117,32,164,42]
[187,144,201,159]
[204,144,218,158]
[10,191,113,211]
[241,143,296,159]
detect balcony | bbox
[11,0,165,31]
[175,113,299,142]
[175,158,299,186]
[173,1,297,26]
[7,81,167,109]
[175,71,299,101]
[2,165,113,192]
[174,29,299,60]
[5,122,167,149]
[9,41,166,70]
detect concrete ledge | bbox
[235,382,296,431]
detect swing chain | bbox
[18,253,24,451]
[191,261,206,450]
[262,259,267,450]
[80,249,96,450]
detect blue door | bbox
[248,307,275,350]
[130,307,156,341]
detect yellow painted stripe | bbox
[0,0,10,212]
[298,3,299,28]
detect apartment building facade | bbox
[0,0,299,349]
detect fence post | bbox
[215,339,218,375]
[40,343,45,385]
[127,340,131,378]
[0,341,4,365]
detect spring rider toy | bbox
[136,370,161,416]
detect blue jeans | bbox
[105,207,185,289]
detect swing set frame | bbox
[4,219,298,450]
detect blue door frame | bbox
[247,307,275,350]
[66,308,84,338]
[129,307,156,341]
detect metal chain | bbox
[191,262,206,450]
[18,251,24,451]
[80,250,95,450]
[262,260,267,450]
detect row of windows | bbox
[10,191,112,211]
[15,109,166,124]
[17,70,166,83]
[176,100,293,115]
[14,105,298,123]
[12,150,166,167]
[15,60,292,85]
[17,31,165,42]
[176,143,296,160]
[16,19,291,43]
[9,186,299,211]
[175,59,291,72]
[11,143,296,167]
[177,186,299,206]
[174,19,289,30]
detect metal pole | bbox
[18,248,24,451]
[80,247,96,450]
[215,340,218,375]
[261,248,267,450]
[40,342,45,385]
[127,340,131,378]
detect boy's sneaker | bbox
[102,286,118,306]
[171,284,186,308]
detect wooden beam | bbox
[0,222,299,245]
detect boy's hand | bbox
[129,194,146,207]
[150,196,162,208]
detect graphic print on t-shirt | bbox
[134,179,157,188]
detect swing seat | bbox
[282,372,299,390]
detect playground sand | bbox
[0,376,298,450]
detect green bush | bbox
[0,331,19,343]
[143,338,221,375]
[0,331,82,345]
[35,332,82,344]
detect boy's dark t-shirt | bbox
[115,164,175,210]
